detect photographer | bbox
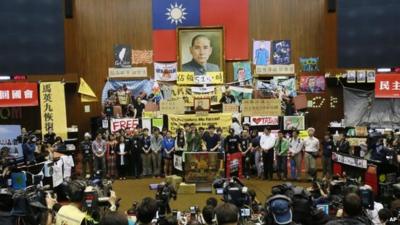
[215,203,239,225]
[326,193,372,225]
[265,195,299,225]
[136,197,158,225]
[45,180,118,225]
[23,136,36,164]
[155,182,177,215]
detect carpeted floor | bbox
[112,178,312,212]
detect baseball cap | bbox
[270,198,292,225]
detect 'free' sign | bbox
[110,118,139,132]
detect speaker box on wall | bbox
[328,0,336,13]
[65,0,73,18]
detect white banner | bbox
[191,86,215,93]
[110,118,139,133]
[154,62,177,81]
[108,67,147,78]
[332,152,368,169]
[255,64,295,75]
[250,116,279,126]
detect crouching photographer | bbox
[45,180,119,225]
[154,182,177,218]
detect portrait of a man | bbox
[178,27,224,75]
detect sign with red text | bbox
[0,82,38,107]
[250,116,279,126]
[375,73,400,98]
[110,118,139,133]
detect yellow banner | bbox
[162,85,223,107]
[40,82,68,140]
[177,72,224,85]
[241,99,282,116]
[168,113,232,135]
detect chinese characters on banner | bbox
[168,113,232,135]
[177,72,224,85]
[132,50,153,64]
[375,73,400,98]
[40,82,68,139]
[0,82,38,107]
[241,99,282,116]
[154,62,178,81]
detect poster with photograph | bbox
[233,61,252,85]
[283,116,305,130]
[154,62,177,81]
[178,27,224,75]
[300,57,319,72]
[272,40,291,64]
[347,70,356,83]
[356,70,366,83]
[366,70,376,83]
[228,86,253,103]
[299,76,325,93]
[113,44,132,68]
[253,40,271,65]
[0,125,23,162]
[255,78,296,98]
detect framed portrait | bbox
[299,76,326,93]
[356,70,366,83]
[366,70,376,83]
[347,70,356,83]
[194,98,211,112]
[178,27,224,75]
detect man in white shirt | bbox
[260,127,276,180]
[302,127,319,180]
[288,130,303,180]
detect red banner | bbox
[226,152,243,178]
[375,73,400,98]
[0,82,38,107]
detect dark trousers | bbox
[263,150,274,180]
[132,154,141,177]
[117,164,127,177]
[276,155,288,179]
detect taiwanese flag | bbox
[152,0,249,62]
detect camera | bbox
[151,182,177,218]
[240,208,251,218]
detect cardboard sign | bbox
[332,152,367,169]
[177,72,224,85]
[110,118,139,133]
[255,64,295,75]
[223,104,239,113]
[347,138,367,147]
[0,82,38,107]
[161,85,223,107]
[250,116,279,126]
[375,73,400,98]
[184,152,225,183]
[160,99,185,115]
[108,67,147,78]
[241,99,281,116]
[144,102,159,112]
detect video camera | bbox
[150,182,177,218]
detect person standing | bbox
[141,128,152,177]
[251,130,262,179]
[224,128,241,154]
[337,133,351,155]
[322,133,334,179]
[128,130,142,179]
[44,127,56,145]
[92,132,107,177]
[116,135,128,180]
[23,136,36,165]
[106,134,118,179]
[303,127,320,181]
[187,125,201,152]
[260,127,276,180]
[239,130,252,179]
[288,130,303,180]
[174,129,186,176]
[162,131,175,176]
[80,132,93,178]
[150,128,163,177]
[202,125,221,152]
[231,118,243,136]
[274,131,289,180]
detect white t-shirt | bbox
[366,202,383,225]
[119,143,125,165]
[231,122,243,136]
[289,137,303,155]
[303,136,319,153]
[260,133,276,151]
[61,155,75,178]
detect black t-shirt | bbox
[130,136,142,155]
[220,95,236,104]
[141,135,151,153]
[251,136,260,148]
[225,135,240,154]
[240,137,251,152]
[104,105,113,117]
[134,103,145,118]
[80,140,92,158]
[203,133,220,151]
[44,133,56,145]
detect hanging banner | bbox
[250,116,279,126]
[40,82,68,139]
[223,104,239,113]
[154,62,178,81]
[161,85,223,107]
[0,82,38,107]
[184,152,225,183]
[255,64,295,76]
[283,116,305,130]
[242,99,281,116]
[110,118,139,133]
[168,113,232,135]
[160,99,185,115]
[228,86,253,103]
[108,67,147,78]
[226,152,243,178]
[177,72,224,85]
[375,73,400,98]
[0,125,23,162]
[332,152,368,169]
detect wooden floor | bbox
[112,177,311,212]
